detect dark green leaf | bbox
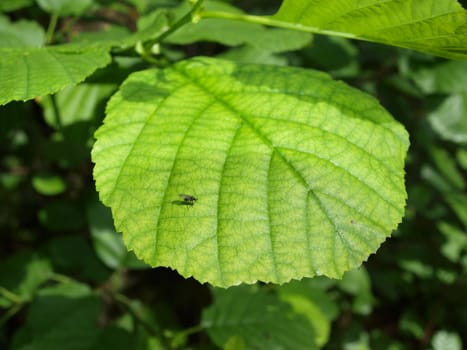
[202,286,318,349]
[0,252,53,306]
[10,283,102,350]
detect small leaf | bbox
[428,93,467,144]
[92,57,409,287]
[432,330,463,350]
[428,147,465,190]
[438,221,467,263]
[32,174,67,195]
[273,0,467,60]
[444,193,467,228]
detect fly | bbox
[171,194,198,206]
[179,194,197,204]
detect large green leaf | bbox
[273,0,467,60]
[92,56,409,287]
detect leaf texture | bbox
[273,0,467,60]
[92,57,409,287]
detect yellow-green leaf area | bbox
[92,57,409,287]
[273,0,467,60]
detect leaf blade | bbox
[273,0,467,60]
[92,57,409,287]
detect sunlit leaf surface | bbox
[92,57,409,287]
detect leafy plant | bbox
[1,0,466,349]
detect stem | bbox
[46,12,59,44]
[113,292,161,337]
[50,273,73,284]
[167,324,205,349]
[0,287,23,304]
[173,324,205,339]
[0,303,23,327]
[49,95,63,131]
[142,0,206,53]
[200,11,358,40]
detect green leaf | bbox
[457,149,467,170]
[428,93,467,144]
[36,0,94,16]
[444,193,467,228]
[43,235,110,283]
[92,56,409,287]
[409,61,467,94]
[301,36,360,78]
[39,83,117,128]
[32,174,67,195]
[428,147,465,190]
[164,1,311,52]
[0,252,53,306]
[399,311,425,339]
[432,330,463,350]
[0,16,45,47]
[0,45,111,105]
[339,268,374,315]
[10,283,103,350]
[0,0,34,12]
[278,281,336,346]
[0,12,168,105]
[273,0,467,60]
[86,193,147,269]
[202,286,318,349]
[218,46,289,66]
[224,335,246,350]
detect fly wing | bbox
[179,194,197,201]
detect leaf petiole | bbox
[199,10,358,40]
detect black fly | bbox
[172,194,198,206]
[179,194,197,203]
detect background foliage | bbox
[1,0,467,349]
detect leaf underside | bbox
[92,57,409,287]
[273,0,467,60]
